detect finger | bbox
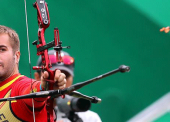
[54,79,66,90]
[58,84,66,89]
[41,71,49,80]
[54,70,61,81]
[41,71,49,88]
[57,78,66,86]
[57,73,66,83]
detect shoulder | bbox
[15,75,39,85]
[77,110,102,122]
[11,76,40,95]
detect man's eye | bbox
[0,49,6,51]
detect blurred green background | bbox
[1,0,170,121]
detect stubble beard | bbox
[0,59,17,82]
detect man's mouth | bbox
[0,62,4,67]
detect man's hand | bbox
[40,70,67,90]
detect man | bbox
[34,50,102,122]
[0,25,67,122]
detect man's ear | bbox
[34,72,41,81]
[15,51,20,64]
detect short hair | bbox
[0,25,20,53]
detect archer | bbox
[0,25,66,122]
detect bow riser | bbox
[36,25,55,86]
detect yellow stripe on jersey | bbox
[0,75,23,91]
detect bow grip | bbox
[45,68,56,90]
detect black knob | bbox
[119,65,130,73]
[32,40,38,45]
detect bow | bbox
[24,0,68,121]
[30,0,70,121]
[0,0,130,122]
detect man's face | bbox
[0,34,19,81]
